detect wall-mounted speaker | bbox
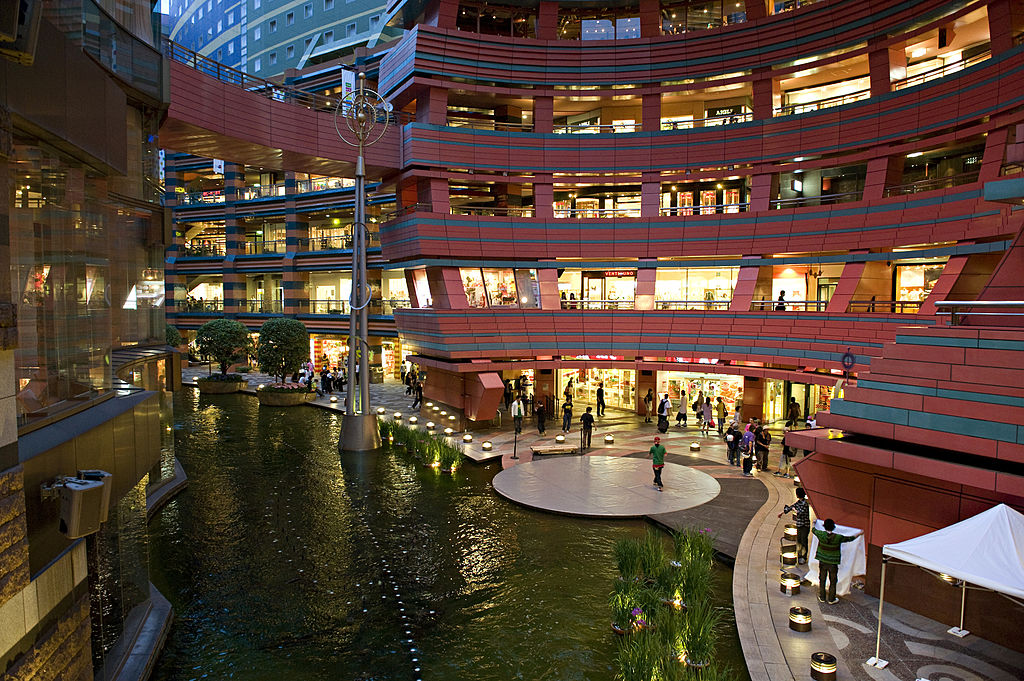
[59,479,106,539]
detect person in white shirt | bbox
[511,396,525,434]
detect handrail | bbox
[660,203,748,216]
[177,190,225,205]
[451,206,535,217]
[769,192,861,208]
[447,117,534,132]
[847,299,922,313]
[163,39,411,124]
[656,300,732,310]
[553,208,642,218]
[244,299,284,314]
[751,300,830,312]
[661,113,753,129]
[244,240,287,255]
[306,299,351,315]
[934,300,1024,326]
[560,299,635,310]
[182,241,226,257]
[892,50,991,91]
[775,89,870,117]
[179,300,225,313]
[883,172,979,197]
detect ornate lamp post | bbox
[336,71,389,452]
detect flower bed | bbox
[257,383,314,406]
[380,418,463,473]
[196,374,246,394]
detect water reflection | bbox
[150,391,746,680]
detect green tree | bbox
[195,319,251,375]
[256,318,308,382]
[165,323,183,347]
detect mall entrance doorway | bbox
[558,368,636,411]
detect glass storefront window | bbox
[657,371,743,418]
[483,268,519,306]
[894,262,945,302]
[461,268,488,308]
[655,268,738,309]
[560,368,635,410]
[514,269,541,308]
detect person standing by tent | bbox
[813,518,858,604]
[779,487,811,564]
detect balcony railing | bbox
[298,234,381,251]
[295,179,353,193]
[846,299,922,313]
[660,203,748,216]
[892,51,991,91]
[560,299,635,310]
[751,299,830,312]
[769,192,862,209]
[661,113,753,130]
[883,172,979,197]
[553,208,642,218]
[306,299,350,315]
[241,185,286,200]
[375,299,412,315]
[775,90,870,117]
[934,299,1024,325]
[180,299,224,313]
[655,300,732,310]
[451,206,535,217]
[447,116,534,132]
[182,241,226,257]
[245,299,283,314]
[244,240,287,255]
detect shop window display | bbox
[655,268,737,309]
[894,262,944,302]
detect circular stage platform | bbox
[492,455,721,518]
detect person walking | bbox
[596,382,606,417]
[692,390,704,428]
[725,422,740,465]
[775,290,786,311]
[511,394,525,434]
[715,397,727,435]
[778,487,811,565]
[813,519,858,604]
[536,400,547,435]
[754,425,770,471]
[580,406,595,449]
[643,389,654,423]
[503,380,513,411]
[701,397,713,436]
[675,398,688,427]
[775,427,793,477]
[649,436,666,491]
[411,381,423,409]
[561,396,573,433]
[787,396,801,426]
[657,393,671,433]
[400,362,407,386]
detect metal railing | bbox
[660,203,748,216]
[656,300,732,310]
[553,123,640,134]
[934,300,1024,325]
[446,116,534,132]
[553,208,642,218]
[883,172,979,197]
[306,299,351,315]
[182,241,226,257]
[179,300,224,313]
[241,185,286,200]
[298,234,381,251]
[892,51,991,91]
[245,299,284,314]
[661,113,753,129]
[295,179,353,193]
[244,240,287,255]
[769,192,862,209]
[775,89,870,117]
[751,299,830,312]
[163,39,411,123]
[560,299,635,310]
[846,299,922,313]
[451,206,535,217]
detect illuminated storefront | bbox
[460,268,541,308]
[655,268,738,308]
[894,260,945,303]
[558,270,637,307]
[656,371,743,417]
[559,366,635,409]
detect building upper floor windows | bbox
[198,7,203,19]
[270,19,277,33]
[287,12,294,26]
[287,45,295,58]
[254,0,261,9]
[217,19,222,32]
[346,22,357,37]
[228,42,234,54]
[270,52,278,66]
[370,14,380,28]
[325,30,334,42]
[306,3,314,18]
[254,57,261,71]
[324,0,334,9]
[254,26,261,40]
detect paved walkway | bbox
[492,455,720,517]
[181,366,1024,681]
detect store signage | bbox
[670,357,719,364]
[601,270,635,277]
[706,106,743,117]
[573,354,624,361]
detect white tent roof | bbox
[883,504,1024,600]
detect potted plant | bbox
[437,442,461,473]
[615,628,664,680]
[255,318,309,406]
[614,538,643,583]
[638,528,667,582]
[194,319,250,394]
[678,600,721,668]
[610,581,642,635]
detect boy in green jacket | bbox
[812,518,858,604]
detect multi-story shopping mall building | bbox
[161,0,1024,650]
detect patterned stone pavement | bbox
[181,366,1024,681]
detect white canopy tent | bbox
[867,503,1024,669]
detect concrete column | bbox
[748,173,778,211]
[223,271,246,314]
[282,268,308,315]
[284,172,309,250]
[416,87,448,125]
[537,268,561,310]
[224,162,245,256]
[863,155,903,199]
[751,71,779,120]
[534,173,554,218]
[537,1,558,39]
[639,0,661,37]
[425,266,469,309]
[420,177,450,213]
[731,261,771,311]
[744,0,769,21]
[868,39,906,97]
[634,264,657,310]
[641,93,661,132]
[533,96,554,134]
[979,128,1010,182]
[641,172,661,218]
[741,376,764,423]
[430,0,459,28]
[987,0,1024,55]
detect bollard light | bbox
[689,442,700,452]
[462,433,472,442]
[426,421,436,429]
[443,427,454,436]
[330,396,338,403]
[393,412,402,420]
[432,406,440,412]
[780,572,801,596]
[781,549,798,566]
[408,416,418,424]
[555,434,565,444]
[604,434,614,444]
[448,415,456,422]
[793,476,801,486]
[810,652,837,681]
[784,524,798,539]
[376,407,387,415]
[789,607,812,632]
[482,441,493,451]
[425,402,433,408]
[440,410,447,416]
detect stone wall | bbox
[4,594,92,681]
[0,465,29,609]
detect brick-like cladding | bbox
[0,465,29,610]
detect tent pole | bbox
[867,556,889,668]
[948,583,970,637]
